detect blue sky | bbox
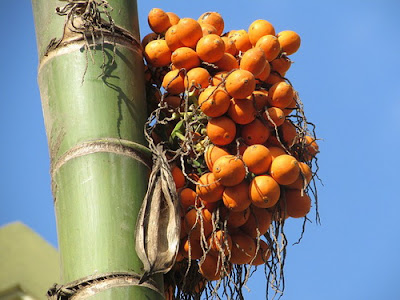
[1,1,400,299]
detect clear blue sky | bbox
[1,1,400,299]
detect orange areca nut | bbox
[181,236,203,259]
[249,175,280,208]
[230,29,252,53]
[141,32,158,48]
[221,36,237,56]
[208,230,233,255]
[214,53,239,72]
[239,47,267,77]
[165,25,185,51]
[222,180,252,212]
[162,69,185,94]
[204,144,230,171]
[230,232,256,264]
[148,8,171,34]
[286,162,312,190]
[198,12,225,36]
[196,172,224,203]
[265,72,285,85]
[270,154,300,185]
[176,18,203,48]
[242,144,272,175]
[171,47,201,70]
[264,107,285,127]
[282,189,312,218]
[277,30,301,55]
[251,240,271,266]
[198,86,231,117]
[279,119,298,147]
[144,40,172,67]
[220,206,251,228]
[171,165,186,189]
[166,12,180,25]
[271,56,292,76]
[212,71,229,86]
[179,188,198,211]
[240,206,272,238]
[248,19,276,45]
[225,70,256,99]
[268,147,286,160]
[303,135,319,160]
[199,252,222,281]
[196,34,225,63]
[256,35,281,62]
[255,61,271,83]
[206,116,236,146]
[241,118,271,145]
[163,95,182,108]
[212,155,246,187]
[268,81,294,108]
[184,207,213,239]
[250,90,270,112]
[227,98,257,125]
[200,23,218,36]
[184,67,211,91]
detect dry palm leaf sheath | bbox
[141,8,321,300]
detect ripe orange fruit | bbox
[212,71,229,86]
[251,239,271,266]
[277,30,301,55]
[242,144,272,175]
[248,19,276,45]
[176,18,203,48]
[206,116,237,146]
[171,47,201,70]
[148,8,171,34]
[181,235,203,260]
[271,56,292,76]
[162,69,185,94]
[255,35,281,62]
[241,118,271,145]
[279,119,298,147]
[286,162,312,190]
[209,230,232,255]
[225,70,256,99]
[283,97,297,116]
[227,98,257,125]
[196,172,224,203]
[221,36,238,56]
[184,67,211,92]
[250,90,270,112]
[144,40,172,67]
[268,146,286,160]
[198,12,225,36]
[268,81,294,108]
[230,232,256,264]
[249,175,280,208]
[204,145,230,171]
[199,252,222,281]
[230,30,252,53]
[171,165,185,189]
[179,187,198,211]
[214,53,239,72]
[265,72,285,85]
[163,95,182,108]
[303,135,319,160]
[270,154,300,185]
[166,12,180,25]
[222,180,251,212]
[264,107,285,127]
[165,24,185,51]
[282,189,311,218]
[212,155,246,187]
[200,23,218,36]
[239,47,267,77]
[141,32,158,48]
[198,86,231,118]
[255,61,271,83]
[184,207,213,239]
[242,207,273,238]
[220,206,250,228]
[196,34,225,63]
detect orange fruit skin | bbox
[199,252,222,281]
[271,56,292,76]
[171,165,185,189]
[179,187,198,211]
[283,189,311,218]
[196,34,225,63]
[220,206,251,228]
[268,82,294,109]
[230,232,256,264]
[303,135,319,160]
[184,207,213,239]
[198,12,225,36]
[270,154,300,185]
[255,61,271,83]
[163,95,182,108]
[277,30,301,55]
[212,155,246,187]
[184,67,211,91]
[248,19,276,45]
[240,47,267,77]
[176,18,203,48]
[225,70,256,99]
[264,107,285,127]
[230,30,252,53]
[144,40,172,67]
[242,144,272,175]
[200,23,218,36]
[221,36,238,56]
[227,98,257,125]
[222,180,252,212]
[251,240,271,266]
[214,53,239,72]
[148,8,171,34]
[166,12,180,25]
[265,72,285,85]
[250,90,270,112]
[212,71,229,86]
[204,145,230,171]
[162,69,185,95]
[283,98,297,116]
[279,119,298,147]
[209,230,233,256]
[196,172,225,203]
[199,87,231,118]
[165,25,185,52]
[181,235,203,259]
[206,116,237,146]
[286,162,312,190]
[268,146,286,160]
[241,118,271,145]
[171,47,201,70]
[249,175,280,208]
[256,35,281,62]
[141,32,158,48]
[240,206,272,238]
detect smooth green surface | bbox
[32,0,163,298]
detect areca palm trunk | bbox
[32,0,163,298]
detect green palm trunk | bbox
[32,0,163,298]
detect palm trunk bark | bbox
[32,0,163,298]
